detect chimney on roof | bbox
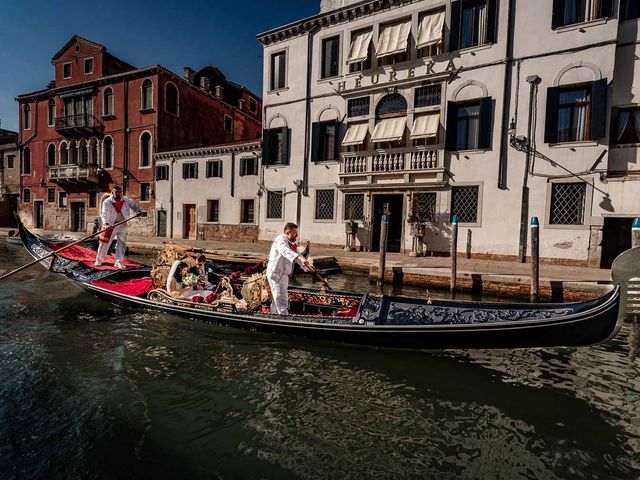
[200,77,210,93]
[215,85,223,99]
[183,67,195,84]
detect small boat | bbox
[5,230,22,244]
[14,220,632,350]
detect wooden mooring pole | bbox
[530,217,539,303]
[450,215,458,294]
[466,228,472,259]
[377,204,390,287]
[633,218,640,248]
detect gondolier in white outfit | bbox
[267,222,310,315]
[94,185,142,269]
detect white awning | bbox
[346,30,373,64]
[371,117,407,142]
[341,123,369,146]
[416,11,446,49]
[376,21,411,58]
[410,114,440,139]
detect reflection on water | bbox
[0,243,639,479]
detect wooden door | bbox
[71,202,85,232]
[33,201,44,229]
[183,204,196,239]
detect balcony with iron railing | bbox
[55,114,102,135]
[48,163,99,183]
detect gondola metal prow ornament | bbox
[0,214,141,282]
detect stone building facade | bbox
[15,36,262,235]
[256,0,640,267]
[0,128,19,227]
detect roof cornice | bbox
[154,141,261,160]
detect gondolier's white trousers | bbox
[96,225,128,264]
[268,277,289,315]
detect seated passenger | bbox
[166,260,211,302]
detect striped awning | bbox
[342,123,369,146]
[371,117,407,142]
[416,11,445,49]
[347,30,374,64]
[410,114,440,139]
[59,87,94,99]
[376,21,411,58]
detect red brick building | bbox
[16,35,262,235]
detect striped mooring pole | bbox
[530,217,539,303]
[633,218,640,249]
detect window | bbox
[47,144,56,167]
[23,104,31,130]
[262,127,290,166]
[249,98,257,113]
[552,0,613,28]
[7,155,15,169]
[415,85,442,108]
[266,190,283,220]
[621,0,640,20]
[417,9,445,58]
[412,193,437,222]
[103,137,113,168]
[376,94,408,117]
[140,132,152,167]
[240,199,255,224]
[376,20,411,67]
[348,97,370,117]
[549,183,586,225]
[450,0,497,51]
[270,51,286,90]
[156,165,169,180]
[613,108,640,144]
[48,99,55,126]
[311,121,339,162]
[207,199,219,222]
[206,160,223,178]
[59,191,67,208]
[89,191,97,208]
[451,186,479,224]
[182,162,198,179]
[103,88,113,116]
[445,98,492,151]
[343,194,364,221]
[141,79,153,110]
[224,115,233,133]
[321,36,340,79]
[165,83,178,115]
[84,58,93,74]
[22,147,31,175]
[63,63,71,78]
[23,189,31,203]
[239,157,258,176]
[47,189,56,203]
[315,189,335,221]
[140,183,151,202]
[557,87,590,143]
[347,29,373,73]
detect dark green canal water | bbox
[1,242,639,479]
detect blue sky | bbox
[0,0,318,132]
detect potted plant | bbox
[345,205,359,235]
[407,211,426,238]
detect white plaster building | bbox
[257,0,640,267]
[154,141,262,241]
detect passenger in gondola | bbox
[266,222,310,315]
[166,260,212,302]
[195,254,227,290]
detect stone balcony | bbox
[55,114,102,137]
[48,164,99,184]
[338,146,447,190]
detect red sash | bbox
[289,242,297,252]
[99,199,125,243]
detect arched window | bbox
[23,104,31,130]
[140,132,152,167]
[165,83,178,115]
[47,144,56,167]
[22,147,31,174]
[60,142,68,165]
[88,138,98,165]
[103,87,114,116]
[78,139,88,165]
[141,79,153,110]
[376,94,408,118]
[69,140,78,164]
[48,99,56,126]
[103,137,113,169]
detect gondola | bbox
[15,220,630,350]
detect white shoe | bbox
[114,261,125,269]
[94,260,102,267]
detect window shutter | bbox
[590,78,608,140]
[449,1,461,52]
[601,0,613,18]
[218,161,223,178]
[240,158,246,177]
[486,0,498,44]
[445,101,459,151]
[311,122,321,162]
[478,97,493,150]
[281,127,290,165]
[551,0,566,29]
[195,162,199,179]
[333,121,341,161]
[262,129,272,165]
[182,163,188,179]
[544,87,560,144]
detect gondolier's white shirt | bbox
[266,234,304,282]
[100,195,141,226]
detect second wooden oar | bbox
[305,263,332,291]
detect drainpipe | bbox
[498,0,517,190]
[169,158,175,238]
[302,23,320,202]
[123,80,129,194]
[231,151,235,197]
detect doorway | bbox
[183,204,197,239]
[33,201,44,229]
[371,194,404,253]
[600,217,633,268]
[157,210,167,237]
[70,202,85,232]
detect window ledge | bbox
[313,160,340,165]
[202,222,220,225]
[456,42,494,55]
[555,17,608,33]
[313,219,337,224]
[265,164,289,169]
[139,108,155,114]
[100,114,116,120]
[544,223,590,230]
[452,149,488,155]
[549,141,598,148]
[413,105,441,114]
[265,218,285,223]
[318,75,343,84]
[268,87,289,95]
[346,114,370,121]
[610,142,640,148]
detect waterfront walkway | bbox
[1,227,612,300]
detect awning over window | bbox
[371,117,407,142]
[346,30,373,64]
[342,123,369,146]
[416,11,446,49]
[410,114,440,139]
[376,21,412,58]
[59,87,95,99]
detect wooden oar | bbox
[0,214,141,282]
[305,263,332,292]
